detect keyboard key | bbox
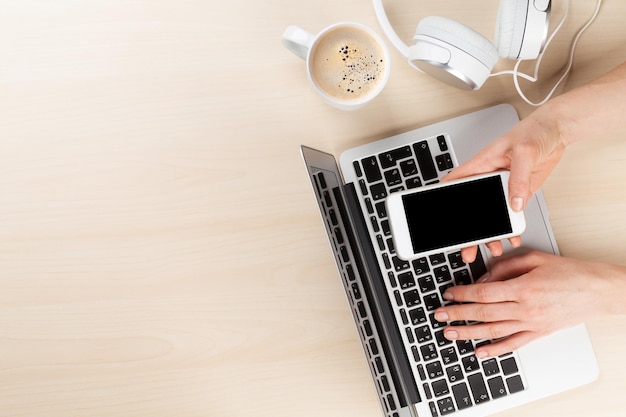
[429,401,439,417]
[417,364,427,381]
[440,347,458,365]
[501,357,519,376]
[421,343,438,361]
[506,375,525,394]
[432,379,450,397]
[418,274,436,292]
[427,361,444,379]
[400,159,418,176]
[436,153,454,171]
[447,251,465,269]
[364,197,374,214]
[429,253,446,265]
[412,257,430,275]
[488,376,507,399]
[406,177,422,189]
[386,237,395,253]
[381,219,391,236]
[370,182,387,200]
[393,256,410,272]
[462,355,480,373]
[375,201,387,218]
[414,140,438,181]
[376,234,385,251]
[416,325,433,344]
[384,168,402,187]
[411,345,421,362]
[353,160,363,177]
[434,266,452,284]
[469,248,488,278]
[454,269,472,285]
[405,327,415,344]
[446,364,463,384]
[370,216,380,233]
[358,179,368,195]
[403,289,421,307]
[379,146,412,169]
[437,397,456,415]
[482,358,500,376]
[431,314,446,330]
[409,307,427,325]
[468,373,490,404]
[437,135,448,152]
[400,308,408,325]
[452,382,473,410]
[423,383,433,399]
[361,156,382,182]
[424,293,442,311]
[398,271,416,289]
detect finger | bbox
[435,301,520,324]
[488,251,550,282]
[442,281,516,303]
[474,331,538,358]
[461,246,478,263]
[508,143,538,212]
[485,241,504,257]
[442,141,511,182]
[442,321,523,344]
[508,235,522,248]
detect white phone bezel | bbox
[386,171,526,260]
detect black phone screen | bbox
[401,175,512,254]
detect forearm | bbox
[539,61,626,145]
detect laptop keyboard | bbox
[352,134,526,416]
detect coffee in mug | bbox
[282,23,390,110]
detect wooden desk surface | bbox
[1,1,625,416]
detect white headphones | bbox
[372,0,551,90]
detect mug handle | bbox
[281,25,315,60]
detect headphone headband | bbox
[372,0,410,58]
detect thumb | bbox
[508,145,536,212]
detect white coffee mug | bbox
[282,22,391,110]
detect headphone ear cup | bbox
[496,0,550,60]
[495,0,529,59]
[409,16,499,90]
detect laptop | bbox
[300,104,598,417]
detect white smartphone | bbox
[386,171,526,260]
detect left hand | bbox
[433,251,626,358]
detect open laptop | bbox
[300,104,598,417]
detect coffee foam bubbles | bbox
[310,27,387,102]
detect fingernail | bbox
[444,329,458,340]
[476,272,491,283]
[476,350,489,359]
[512,197,524,212]
[435,311,449,322]
[442,291,454,301]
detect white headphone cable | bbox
[491,0,603,106]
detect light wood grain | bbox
[1,1,625,416]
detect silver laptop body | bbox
[301,104,598,417]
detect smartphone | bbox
[386,171,526,260]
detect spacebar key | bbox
[413,141,438,181]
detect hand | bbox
[433,251,626,358]
[443,108,569,263]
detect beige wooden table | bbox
[1,1,625,416]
